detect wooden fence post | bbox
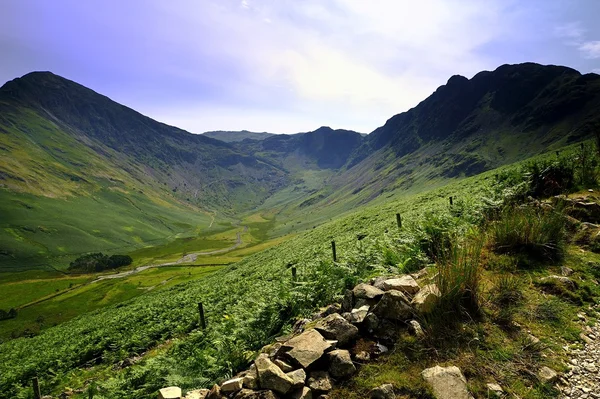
[33,377,41,399]
[198,302,206,330]
[396,213,402,229]
[331,241,337,262]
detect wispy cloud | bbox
[1,0,599,133]
[580,41,600,59]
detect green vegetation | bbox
[68,253,133,273]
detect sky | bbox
[1,1,600,134]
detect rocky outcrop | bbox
[283,329,332,368]
[313,313,359,347]
[255,356,294,394]
[161,272,439,399]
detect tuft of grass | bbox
[489,206,566,264]
[426,236,484,332]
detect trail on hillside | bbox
[91,225,247,283]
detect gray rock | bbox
[540,275,576,290]
[289,386,312,399]
[371,276,392,290]
[184,389,209,399]
[382,276,420,295]
[346,305,369,324]
[313,313,359,347]
[561,266,574,276]
[308,371,332,393]
[274,359,294,372]
[284,329,332,368]
[243,364,259,389]
[411,284,440,314]
[233,389,279,399]
[206,384,224,399]
[286,369,307,388]
[159,387,182,399]
[328,349,356,379]
[421,365,471,399]
[408,320,425,338]
[372,290,413,321]
[364,313,380,332]
[341,289,354,313]
[369,383,395,399]
[486,383,503,397]
[221,377,244,394]
[255,356,294,394]
[538,366,558,383]
[353,283,385,300]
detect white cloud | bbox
[579,41,600,59]
[555,22,585,43]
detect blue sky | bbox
[1,0,600,134]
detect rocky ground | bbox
[557,306,600,399]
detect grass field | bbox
[0,265,223,341]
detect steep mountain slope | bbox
[236,126,364,171]
[0,72,287,270]
[282,63,600,224]
[202,130,276,142]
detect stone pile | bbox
[160,272,448,399]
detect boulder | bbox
[369,383,395,399]
[421,365,471,399]
[274,359,294,372]
[255,356,294,394]
[159,387,182,399]
[372,290,413,321]
[307,371,332,393]
[221,377,244,394]
[341,289,354,313]
[233,389,279,399]
[382,276,420,295]
[364,313,380,332]
[289,386,312,399]
[353,283,385,300]
[408,320,425,338]
[411,284,440,313]
[206,384,224,399]
[284,329,332,368]
[313,313,359,347]
[346,305,369,324]
[184,389,209,399]
[286,369,307,388]
[327,349,356,379]
[371,276,391,290]
[243,364,259,389]
[538,366,558,384]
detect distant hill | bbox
[202,130,276,142]
[235,126,364,170]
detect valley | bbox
[1,62,600,398]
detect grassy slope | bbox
[0,105,218,271]
[0,159,502,397]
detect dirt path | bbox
[91,225,247,283]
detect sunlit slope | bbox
[269,63,600,227]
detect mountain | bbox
[2,63,600,269]
[0,72,287,269]
[202,130,276,142]
[316,63,600,211]
[234,126,364,170]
